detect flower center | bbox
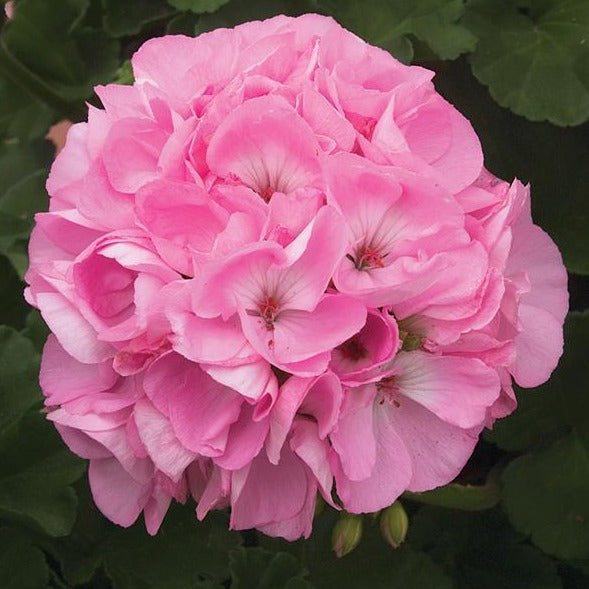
[258,296,280,330]
[337,337,368,361]
[375,376,401,407]
[260,185,274,202]
[348,245,386,270]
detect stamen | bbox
[375,376,401,407]
[352,245,386,270]
[258,296,280,330]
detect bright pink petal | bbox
[242,294,366,365]
[207,95,321,198]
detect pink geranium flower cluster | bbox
[25,14,568,540]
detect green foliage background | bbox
[0,0,588,587]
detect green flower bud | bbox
[332,513,363,558]
[380,501,408,549]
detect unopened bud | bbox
[332,513,363,558]
[380,501,408,549]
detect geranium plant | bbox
[0,2,587,588]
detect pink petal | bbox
[144,484,173,535]
[133,398,196,482]
[89,458,149,528]
[267,372,342,464]
[36,292,113,364]
[385,395,481,492]
[136,180,228,257]
[393,351,500,428]
[333,406,412,513]
[329,384,377,481]
[102,118,168,194]
[40,335,118,406]
[230,447,308,531]
[290,419,335,505]
[301,86,356,151]
[203,360,277,403]
[507,209,568,387]
[143,353,243,456]
[213,405,269,470]
[239,293,366,367]
[167,279,258,365]
[207,95,321,197]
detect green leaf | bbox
[0,141,51,274]
[1,167,48,226]
[21,311,50,353]
[166,12,200,34]
[317,0,476,63]
[409,507,562,589]
[463,0,589,126]
[0,256,31,328]
[40,480,111,586]
[0,139,52,199]
[433,58,589,274]
[558,564,589,589]
[0,412,86,536]
[229,547,312,589]
[403,476,501,511]
[0,326,39,432]
[502,430,589,560]
[113,60,134,85]
[102,0,175,37]
[104,506,242,589]
[0,527,50,589]
[0,75,54,140]
[196,0,318,34]
[167,0,230,14]
[488,312,589,451]
[263,510,454,589]
[1,0,120,105]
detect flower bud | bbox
[332,513,363,558]
[380,501,408,549]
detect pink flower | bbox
[27,14,567,540]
